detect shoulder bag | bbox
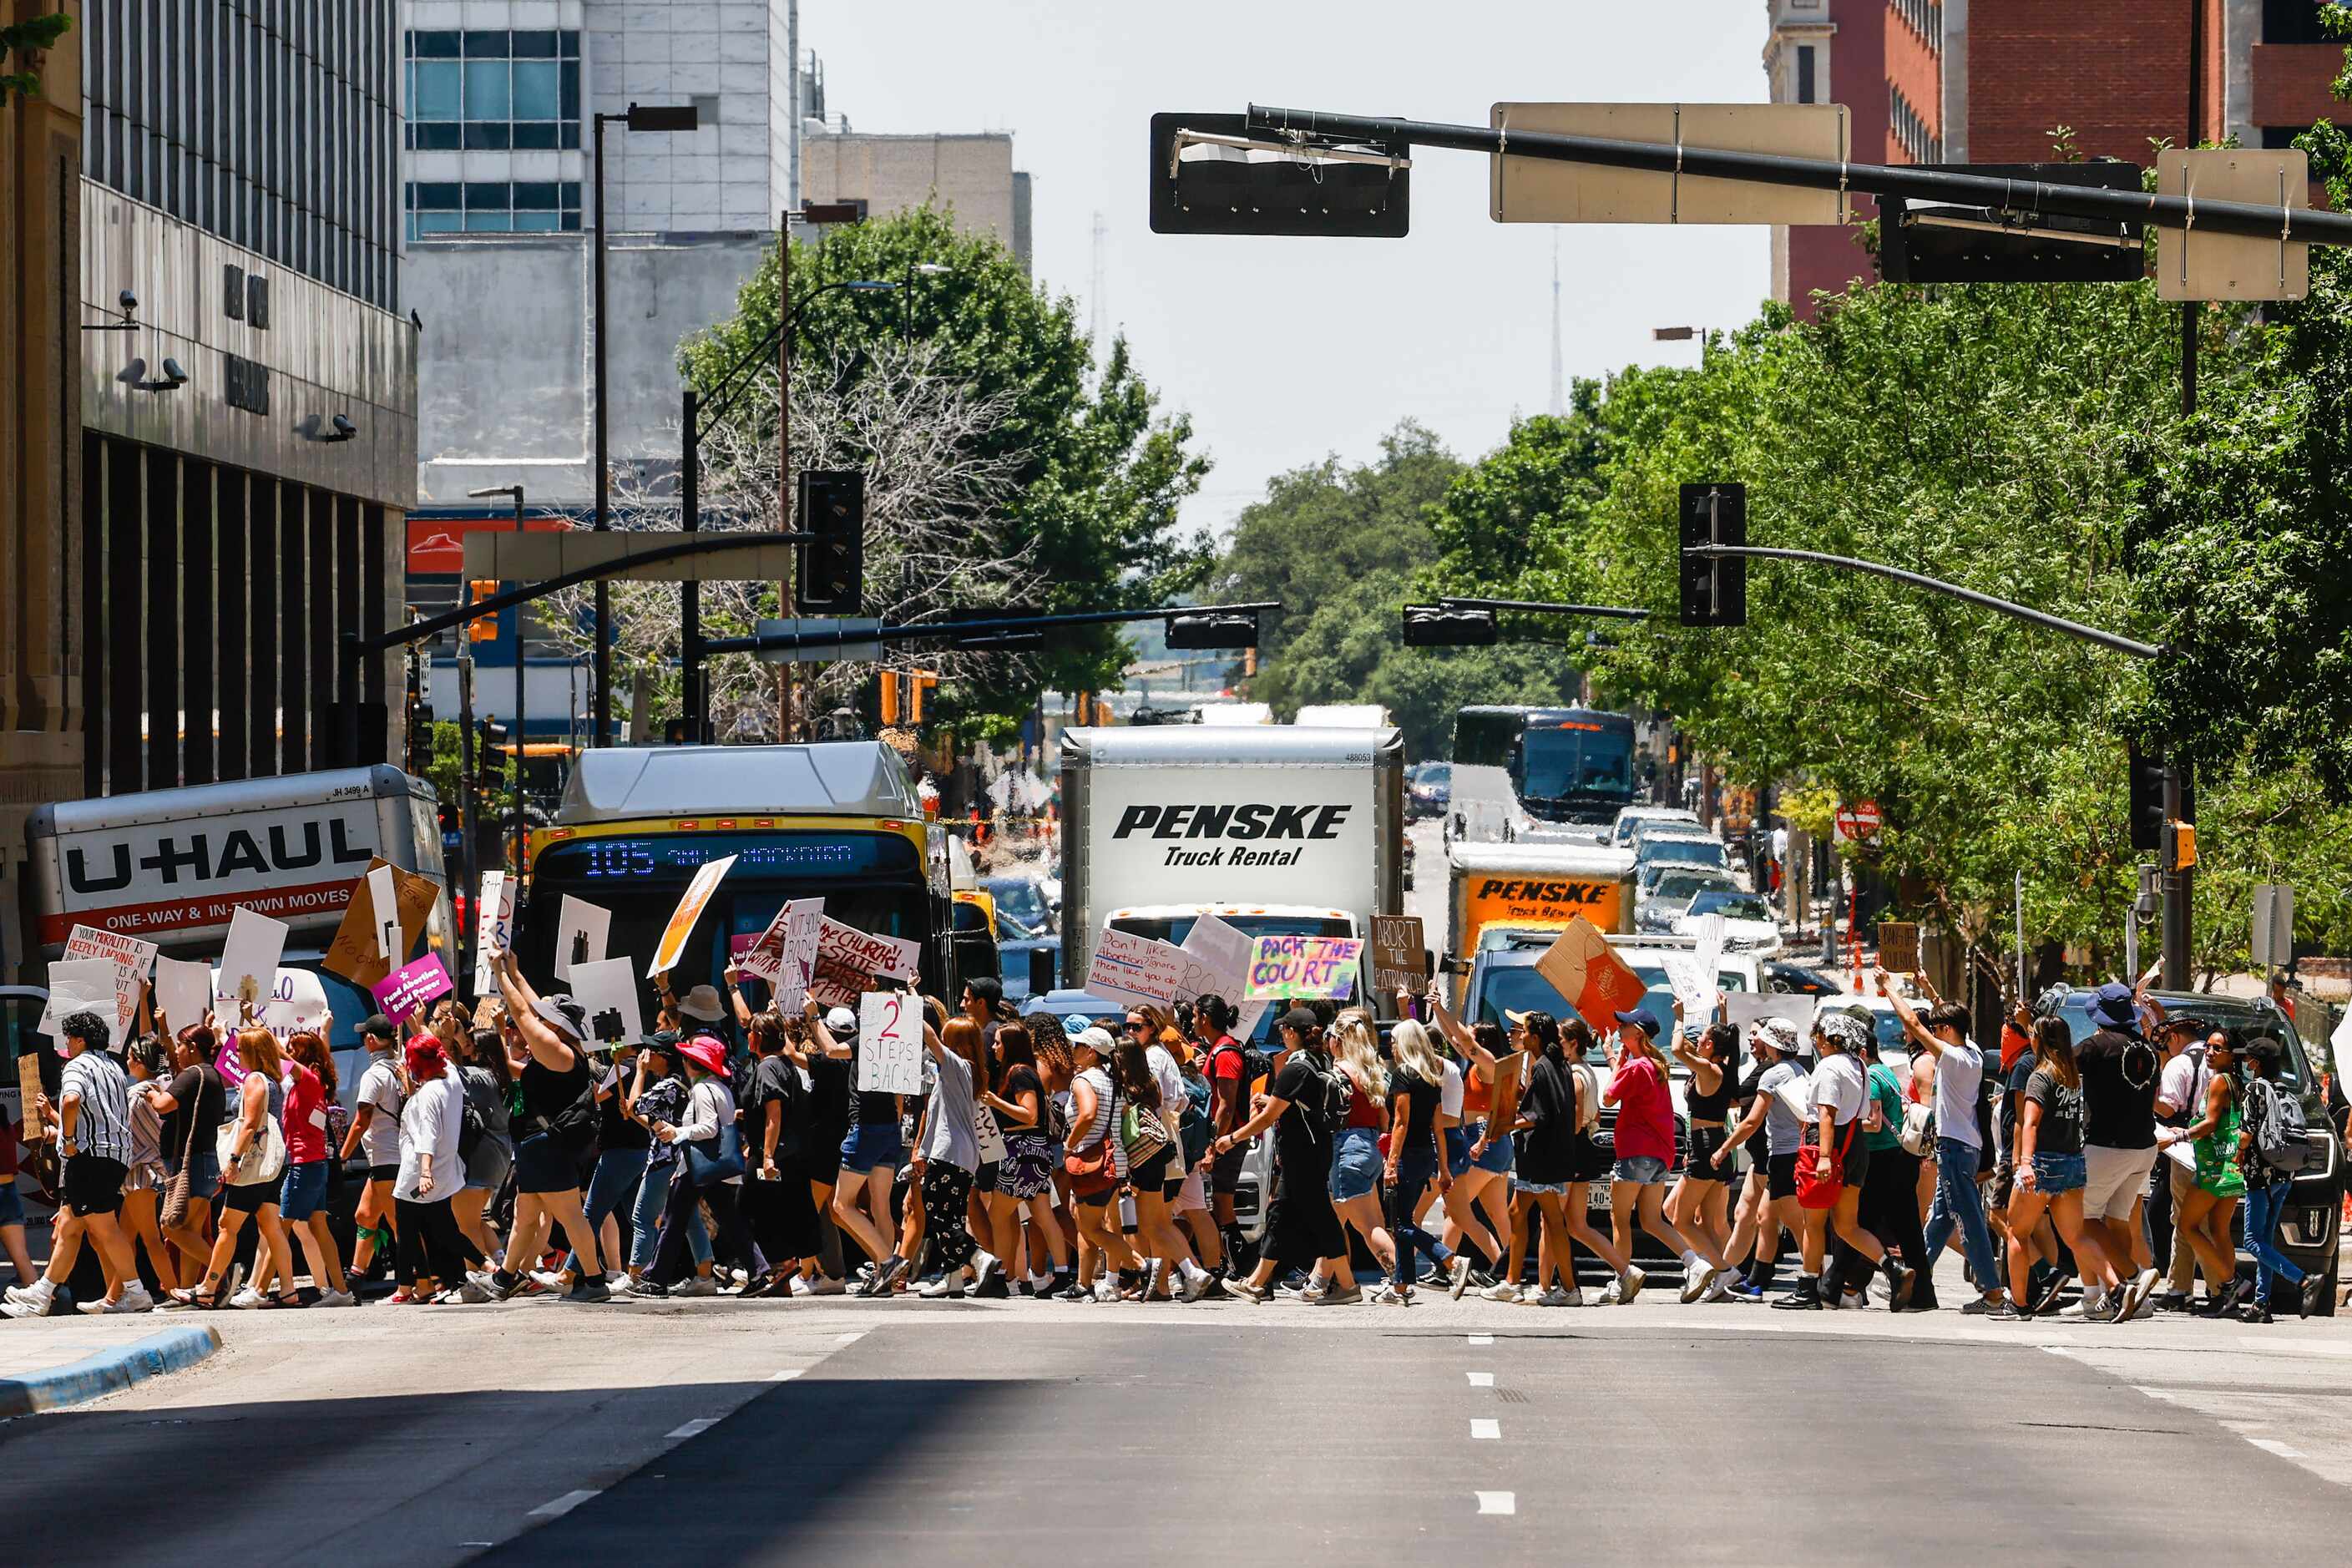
[685,1099,746,1186]
[159,1088,205,1227]
[1794,1116,1859,1211]
[217,1109,288,1187]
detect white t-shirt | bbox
[1759,1060,1810,1155]
[2158,1047,2208,1171]
[1807,1053,1868,1125]
[393,1074,465,1201]
[1146,1044,1187,1124]
[1439,1059,1464,1121]
[357,1056,405,1168]
[1932,1035,1985,1151]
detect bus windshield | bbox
[525,829,931,1001]
[1520,724,1634,801]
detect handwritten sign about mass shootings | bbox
[1243,935,1363,1002]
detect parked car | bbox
[1634,832,1736,895]
[1407,762,1454,820]
[1609,804,1701,848]
[1636,866,1740,933]
[1672,888,1782,954]
[980,874,1054,941]
[1763,959,1841,996]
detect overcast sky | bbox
[802,0,1774,534]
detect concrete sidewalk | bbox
[0,1318,220,1417]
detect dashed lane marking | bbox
[770,1368,804,1381]
[665,1419,720,1440]
[1476,1491,1516,1515]
[1470,1419,1501,1439]
[1466,1333,1493,1345]
[529,1490,600,1519]
[1467,1371,1495,1387]
[837,1331,866,1343]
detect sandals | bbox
[166,1282,223,1310]
[256,1292,307,1309]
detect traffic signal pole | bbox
[699,600,1282,658]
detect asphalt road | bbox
[11,1285,2352,1565]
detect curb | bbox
[0,1325,222,1419]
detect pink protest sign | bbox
[372,953,455,1025]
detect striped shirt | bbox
[60,1050,134,1165]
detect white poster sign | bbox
[1726,991,1819,1042]
[1179,912,1267,1040]
[216,907,291,1010]
[152,955,214,1034]
[741,898,825,1013]
[473,870,516,994]
[225,968,331,1040]
[569,957,647,1051]
[367,864,400,963]
[857,989,923,1095]
[553,895,612,982]
[649,854,738,978]
[1658,954,1717,1029]
[59,923,157,1042]
[38,959,125,1044]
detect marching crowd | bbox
[2,941,2332,1324]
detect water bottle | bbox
[1118,1190,1139,1237]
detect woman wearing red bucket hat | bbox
[646,1034,757,1293]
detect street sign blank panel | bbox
[1490,103,1849,225]
[462,531,800,583]
[2155,149,2309,301]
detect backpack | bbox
[457,1094,488,1164]
[1313,1060,1355,1134]
[2249,1077,2314,1177]
[1177,1071,1214,1167]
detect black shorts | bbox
[1130,1146,1175,1191]
[1767,1151,1799,1201]
[513,1131,581,1196]
[807,1131,847,1187]
[1209,1143,1246,1196]
[368,1164,399,1183]
[220,1176,276,1215]
[1842,1137,1873,1189]
[1687,1125,1733,1184]
[1078,1186,1115,1208]
[61,1154,128,1218]
[1264,1174,1345,1271]
[974,1161,1000,1194]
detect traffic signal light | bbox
[1149,112,1410,238]
[1401,604,1499,646]
[1165,611,1259,650]
[1678,482,1747,628]
[880,671,903,726]
[910,671,938,723]
[468,581,498,641]
[796,469,864,615]
[2127,744,2166,852]
[479,718,512,765]
[1879,162,2144,286]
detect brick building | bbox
[1763,0,2347,314]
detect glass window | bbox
[463,29,508,57]
[559,29,580,56]
[411,30,461,58]
[464,210,514,233]
[463,121,511,149]
[465,182,513,211]
[413,211,463,235]
[513,122,558,149]
[513,60,559,120]
[513,211,561,232]
[560,61,579,119]
[414,182,462,210]
[463,59,509,119]
[512,30,558,57]
[412,60,459,119]
[412,124,462,151]
[514,182,558,210]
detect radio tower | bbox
[1548,232,1565,417]
[1090,210,1109,363]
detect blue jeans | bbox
[629,1156,710,1272]
[2244,1181,2304,1303]
[1386,1151,1453,1288]
[564,1146,650,1277]
[1922,1136,2003,1297]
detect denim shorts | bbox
[1470,1120,1515,1174]
[175,1146,221,1197]
[1328,1126,1383,1202]
[280,1160,330,1222]
[2031,1151,2087,1195]
[839,1120,905,1176]
[1444,1127,1471,1179]
[1612,1154,1671,1186]
[0,1180,23,1228]
[1518,1179,1571,1197]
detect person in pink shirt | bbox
[281,1033,354,1306]
[1604,1008,1732,1303]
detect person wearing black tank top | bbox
[478,950,609,1303]
[1667,1019,1739,1277]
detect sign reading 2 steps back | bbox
[857,990,923,1095]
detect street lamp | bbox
[468,484,529,873]
[682,276,896,741]
[903,260,952,340]
[590,101,699,749]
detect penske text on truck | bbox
[1058,724,1405,992]
[1446,841,1637,964]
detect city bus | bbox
[518,742,953,1007]
[1451,706,1638,828]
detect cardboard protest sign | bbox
[223,967,332,1040]
[553,895,611,982]
[740,898,825,1013]
[17,1054,45,1142]
[152,956,213,1033]
[808,918,923,1009]
[372,953,454,1026]
[216,907,291,1010]
[1243,935,1364,1002]
[1180,913,1266,1039]
[472,870,517,995]
[1085,927,1196,1009]
[569,958,647,1050]
[649,854,737,978]
[38,959,124,1044]
[321,859,439,988]
[1531,916,1650,1035]
[857,989,923,1095]
[1370,915,1427,998]
[1725,990,1818,1040]
[58,923,157,1043]
[1876,921,1920,975]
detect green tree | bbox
[0,13,68,105]
[680,207,1210,726]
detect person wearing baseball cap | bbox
[1604,1006,1732,1303]
[1711,1014,1810,1300]
[1211,1006,1360,1305]
[474,949,609,1303]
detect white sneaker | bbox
[672,1277,719,1297]
[1701,1267,1737,1303]
[1515,1284,1545,1305]
[457,1280,496,1304]
[315,1288,357,1309]
[808,1275,847,1296]
[1483,1280,1520,1302]
[529,1269,569,1292]
[1681,1262,1722,1304]
[918,1272,969,1298]
[1539,1286,1581,1307]
[1617,1267,1647,1305]
[228,1285,269,1310]
[6,1279,57,1314]
[1026,1272,1055,1297]
[1092,1277,1120,1303]
[1179,1267,1211,1304]
[1370,1283,1412,1305]
[2061,1291,2110,1320]
[1598,1278,1624,1305]
[109,1284,157,1314]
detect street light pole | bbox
[590,103,699,750]
[470,483,528,871]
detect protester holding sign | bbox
[477,951,609,1304]
[4,1012,149,1318]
